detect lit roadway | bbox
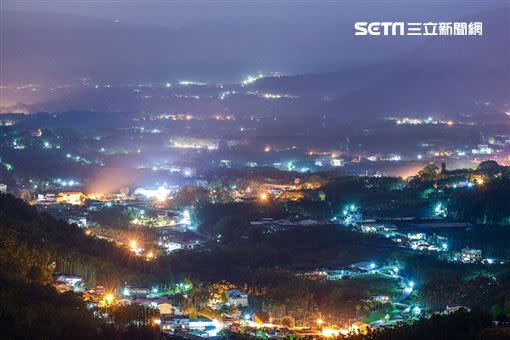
[368,266,416,327]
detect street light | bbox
[105,293,114,304]
[129,240,137,249]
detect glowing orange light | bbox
[129,240,137,249]
[259,193,268,201]
[105,293,114,304]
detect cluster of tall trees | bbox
[448,179,510,225]
[0,193,160,338]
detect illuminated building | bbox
[56,192,86,205]
[461,248,482,263]
[227,289,249,307]
[471,144,493,155]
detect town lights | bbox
[322,328,340,337]
[180,210,191,225]
[317,319,324,329]
[434,203,447,217]
[129,240,138,250]
[153,318,161,326]
[259,193,268,201]
[105,293,114,304]
[146,251,154,260]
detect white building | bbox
[189,317,214,330]
[156,302,173,315]
[227,289,249,308]
[461,248,482,263]
[161,315,189,332]
[68,217,87,228]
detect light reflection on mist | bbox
[86,167,138,194]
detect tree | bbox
[109,304,159,328]
[171,186,209,209]
[477,160,500,172]
[417,163,439,182]
[281,315,295,328]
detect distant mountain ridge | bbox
[251,9,509,116]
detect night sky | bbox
[2,0,508,83]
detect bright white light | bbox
[331,159,343,167]
[134,185,171,200]
[123,288,130,296]
[241,74,263,85]
[180,210,191,225]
